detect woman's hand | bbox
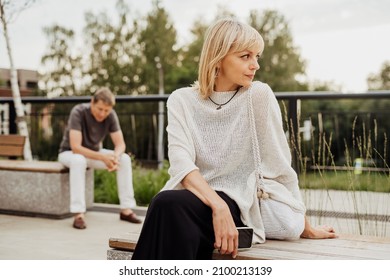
[181,170,239,258]
[212,202,239,258]
[301,217,337,239]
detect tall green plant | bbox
[133,160,170,206]
[94,158,169,206]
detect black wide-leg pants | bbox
[132,189,245,260]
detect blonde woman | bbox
[132,18,336,260]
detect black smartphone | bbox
[237,227,253,249]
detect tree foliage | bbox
[39,3,310,96]
[367,61,390,90]
[40,25,82,97]
[83,0,143,95]
[249,10,307,92]
[175,19,207,88]
[138,0,178,95]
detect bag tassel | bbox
[255,172,270,199]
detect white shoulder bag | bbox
[247,89,306,214]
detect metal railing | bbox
[1,90,390,169]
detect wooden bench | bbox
[107,231,390,260]
[0,134,26,158]
[0,134,93,218]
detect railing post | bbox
[8,101,17,134]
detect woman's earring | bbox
[215,68,220,78]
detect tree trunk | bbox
[1,2,33,160]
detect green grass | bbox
[94,170,120,205]
[299,171,390,192]
[132,161,170,206]
[94,159,169,206]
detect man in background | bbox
[58,87,142,229]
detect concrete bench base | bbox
[0,160,93,219]
[107,249,133,260]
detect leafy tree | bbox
[367,61,390,90]
[83,0,142,95]
[357,61,390,116]
[249,10,307,92]
[138,0,178,94]
[40,25,83,97]
[175,19,207,88]
[307,80,341,92]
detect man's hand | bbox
[101,154,119,171]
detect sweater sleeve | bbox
[161,91,199,191]
[252,82,303,203]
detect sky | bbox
[0,0,389,93]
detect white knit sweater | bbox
[161,81,306,243]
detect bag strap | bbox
[247,86,269,199]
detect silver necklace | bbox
[208,88,240,110]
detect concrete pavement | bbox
[0,204,146,260]
[302,189,390,237]
[1,190,390,260]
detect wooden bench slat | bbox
[110,238,138,251]
[0,146,24,157]
[0,135,26,145]
[109,232,139,251]
[108,232,390,260]
[264,234,390,252]
[214,247,364,260]
[0,135,25,158]
[256,239,390,260]
[0,160,69,173]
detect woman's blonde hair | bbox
[196,18,264,99]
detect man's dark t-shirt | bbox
[59,103,120,153]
